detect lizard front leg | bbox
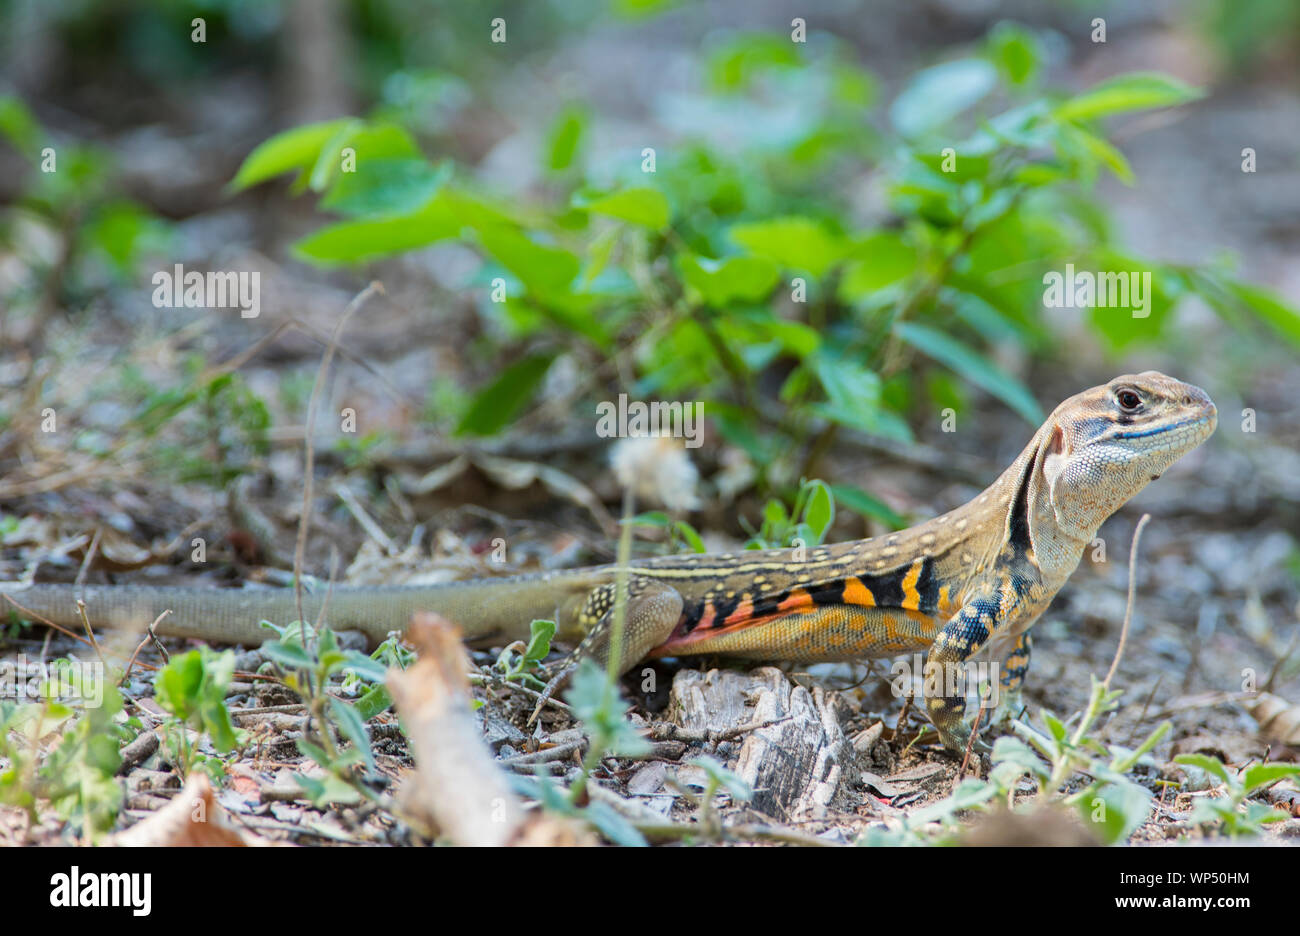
[925,577,1036,755]
[988,631,1032,729]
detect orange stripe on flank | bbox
[723,597,755,626]
[841,577,876,607]
[777,587,815,614]
[937,584,953,616]
[900,559,924,611]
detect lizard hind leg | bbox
[528,578,683,724]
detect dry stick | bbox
[957,687,991,782]
[122,610,173,682]
[1105,513,1151,690]
[73,527,101,589]
[292,281,384,641]
[74,600,107,669]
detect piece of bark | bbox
[387,613,592,846]
[668,667,858,820]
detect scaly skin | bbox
[1,372,1216,753]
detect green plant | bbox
[859,676,1173,846]
[0,661,133,837]
[153,647,245,781]
[118,359,271,487]
[228,25,1300,528]
[510,656,654,846]
[1174,754,1300,838]
[0,95,170,313]
[625,511,708,554]
[494,618,557,690]
[680,755,753,839]
[258,620,397,806]
[743,477,838,549]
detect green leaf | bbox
[988,22,1040,86]
[1041,710,1068,742]
[0,95,40,157]
[328,697,375,770]
[894,321,1043,424]
[546,106,587,172]
[829,485,906,530]
[1241,763,1300,794]
[1174,753,1231,784]
[477,227,581,297]
[455,353,554,437]
[730,217,849,278]
[1226,281,1300,348]
[229,119,354,192]
[677,253,780,306]
[809,350,913,443]
[838,232,918,301]
[687,755,753,801]
[583,800,648,846]
[707,33,802,91]
[990,735,1050,779]
[579,187,670,229]
[260,640,317,671]
[319,158,450,217]
[803,480,835,544]
[523,619,557,664]
[308,122,420,193]
[1054,72,1203,123]
[1083,779,1153,845]
[153,650,204,721]
[1055,122,1134,185]
[353,686,393,722]
[674,520,707,554]
[293,194,461,264]
[340,650,388,683]
[890,58,998,139]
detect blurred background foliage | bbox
[1,0,1298,526]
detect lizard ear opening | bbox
[1041,423,1068,497]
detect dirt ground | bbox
[1,2,1297,844]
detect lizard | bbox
[0,371,1216,753]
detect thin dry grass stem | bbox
[1105,513,1151,690]
[292,281,384,640]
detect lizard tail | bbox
[0,571,606,648]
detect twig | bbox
[293,281,384,641]
[957,686,990,782]
[469,669,573,715]
[1105,513,1150,689]
[74,527,101,588]
[332,479,397,554]
[122,610,172,682]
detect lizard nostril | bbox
[1182,395,1193,405]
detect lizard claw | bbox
[938,722,991,759]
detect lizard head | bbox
[1036,371,1217,541]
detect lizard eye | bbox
[1115,388,1142,412]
